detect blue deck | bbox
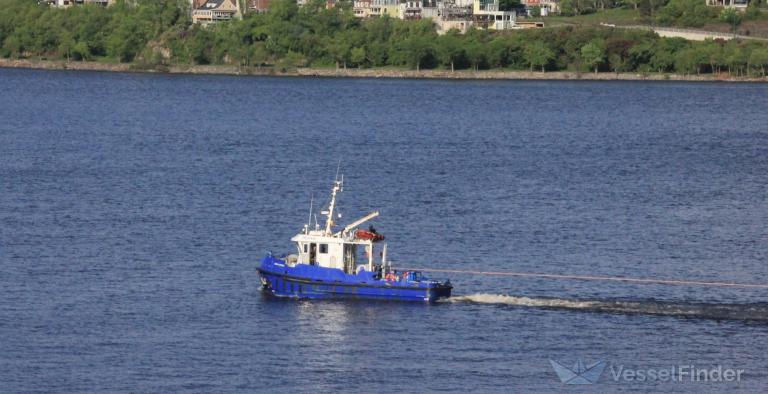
[257,255,452,302]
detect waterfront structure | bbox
[191,0,242,24]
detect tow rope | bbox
[400,268,768,289]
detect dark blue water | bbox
[2,68,768,392]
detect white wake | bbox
[447,293,601,309]
[445,293,768,322]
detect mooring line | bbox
[400,268,768,289]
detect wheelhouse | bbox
[290,234,387,275]
[285,178,389,275]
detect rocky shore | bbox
[2,58,766,82]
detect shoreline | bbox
[2,58,766,82]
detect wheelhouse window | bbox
[319,244,328,254]
[303,244,308,253]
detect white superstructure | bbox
[289,178,388,275]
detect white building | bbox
[435,0,473,34]
[400,0,426,19]
[354,0,400,18]
[473,0,516,30]
[191,0,242,25]
[352,0,520,31]
[522,0,559,15]
[705,0,749,8]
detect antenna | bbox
[307,194,314,232]
[335,160,342,182]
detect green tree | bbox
[701,41,725,74]
[436,30,464,72]
[725,45,747,76]
[490,35,526,69]
[350,46,366,67]
[626,41,653,71]
[269,0,299,22]
[638,0,658,18]
[464,40,488,71]
[106,17,145,62]
[748,48,768,76]
[720,8,742,35]
[498,0,522,11]
[74,5,114,57]
[396,35,434,71]
[650,47,675,73]
[327,33,352,69]
[366,41,388,67]
[675,47,704,75]
[745,1,761,20]
[277,50,307,69]
[524,41,554,72]
[3,34,22,58]
[187,27,214,64]
[73,41,91,61]
[609,53,625,73]
[656,0,719,27]
[58,31,75,61]
[572,0,597,15]
[580,40,605,73]
[559,0,576,16]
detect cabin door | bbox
[343,244,356,274]
[309,243,317,265]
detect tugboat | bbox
[257,177,452,302]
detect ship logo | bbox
[549,359,606,385]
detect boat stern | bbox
[427,280,453,302]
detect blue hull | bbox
[257,256,452,302]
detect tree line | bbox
[2,0,768,76]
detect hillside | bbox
[1,0,768,78]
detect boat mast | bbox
[305,194,313,234]
[324,177,343,235]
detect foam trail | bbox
[446,294,768,322]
